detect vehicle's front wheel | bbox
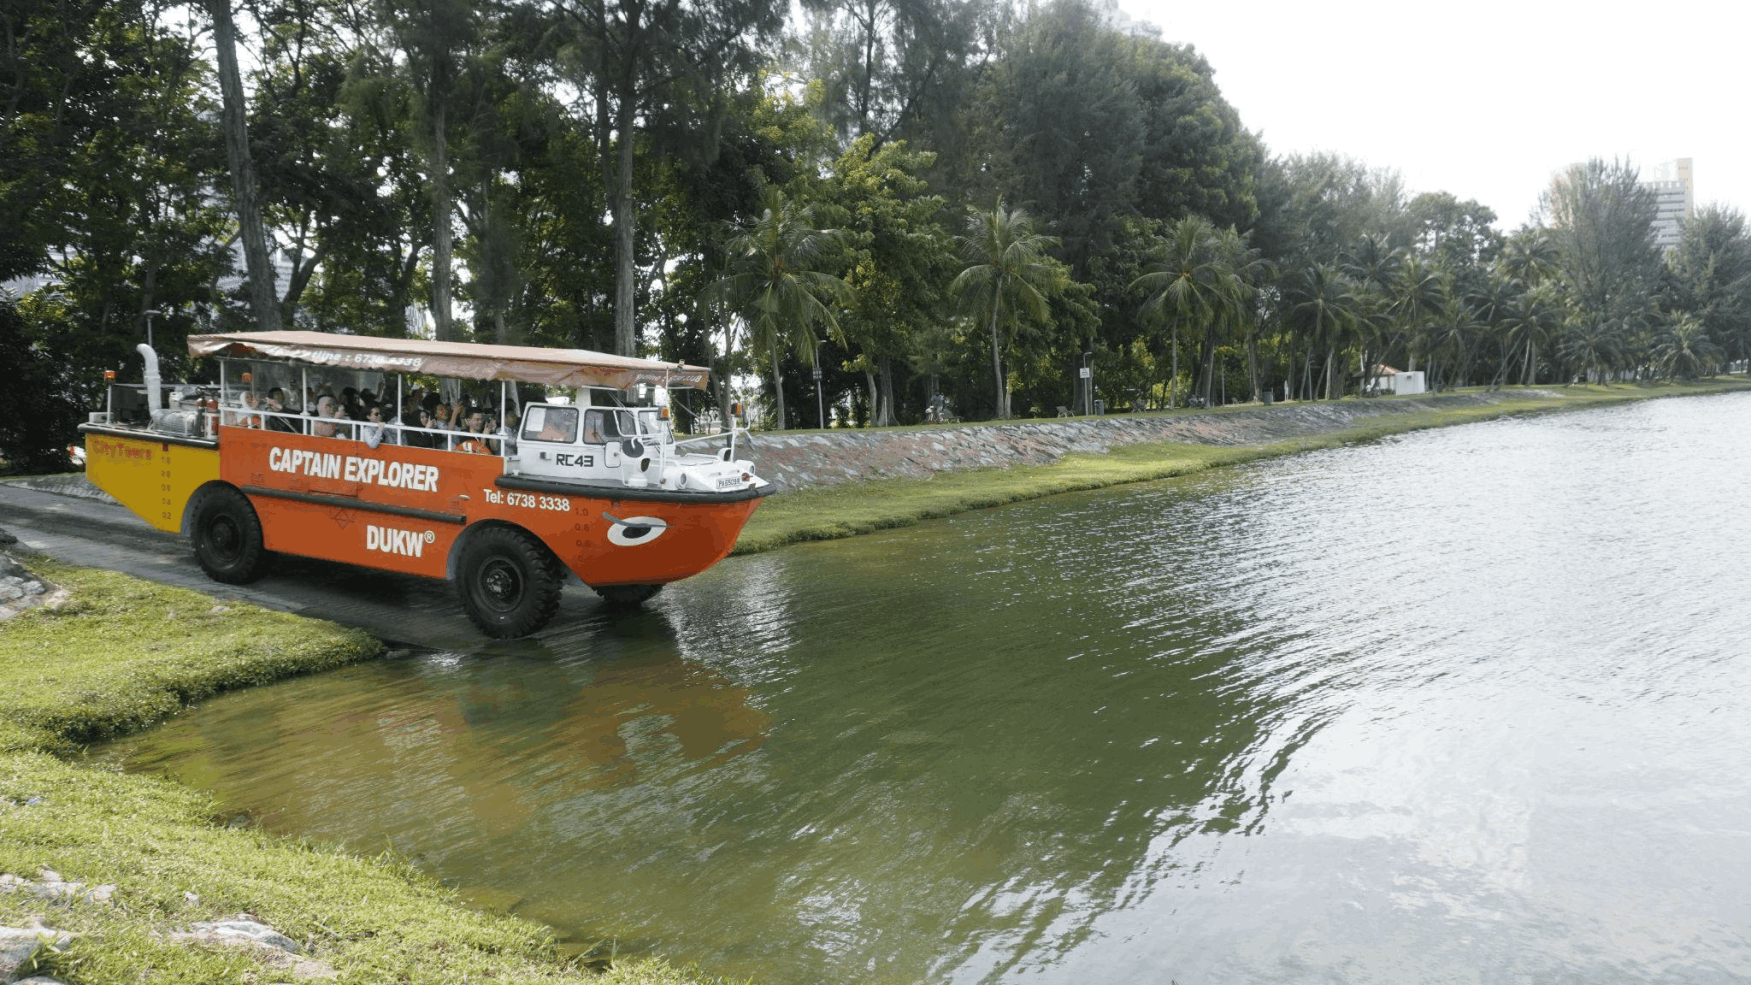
[190,485,269,584]
[591,583,663,608]
[455,527,563,638]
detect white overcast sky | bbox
[1115,0,1747,233]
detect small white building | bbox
[1370,365,1426,396]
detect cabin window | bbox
[581,409,637,444]
[523,406,578,443]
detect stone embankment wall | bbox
[739,391,1555,491]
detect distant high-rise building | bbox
[1545,158,1694,252]
[1642,158,1693,250]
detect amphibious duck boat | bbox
[79,331,770,637]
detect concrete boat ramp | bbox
[0,476,587,650]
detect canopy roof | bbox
[187,331,709,391]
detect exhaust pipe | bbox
[136,343,164,422]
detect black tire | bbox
[592,583,663,608]
[190,485,270,584]
[455,527,563,638]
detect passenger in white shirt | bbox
[360,404,394,448]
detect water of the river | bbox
[104,393,1751,984]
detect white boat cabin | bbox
[516,387,759,494]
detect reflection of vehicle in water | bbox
[79,331,772,638]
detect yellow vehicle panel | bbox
[85,431,221,533]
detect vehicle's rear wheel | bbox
[591,583,663,608]
[190,485,269,584]
[455,527,562,638]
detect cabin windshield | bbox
[523,406,578,443]
[580,408,641,444]
[636,409,669,441]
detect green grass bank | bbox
[731,380,1751,554]
[0,560,723,985]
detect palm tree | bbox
[1132,215,1232,409]
[1496,230,1561,385]
[1429,299,1483,389]
[715,188,851,430]
[1392,255,1447,375]
[1666,205,1751,375]
[1498,283,1561,386]
[1613,299,1662,380]
[1343,234,1404,392]
[1559,313,1622,385]
[1288,263,1360,400]
[1344,234,1404,296]
[1499,228,1560,289]
[1466,275,1517,388]
[1218,227,1274,402]
[950,200,1060,420]
[1652,316,1725,380]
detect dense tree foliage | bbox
[4,0,1742,470]
[0,294,88,473]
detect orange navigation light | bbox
[104,370,116,381]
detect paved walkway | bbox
[0,479,606,650]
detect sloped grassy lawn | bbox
[0,559,721,985]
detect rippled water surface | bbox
[107,393,1751,983]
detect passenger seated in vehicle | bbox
[397,404,426,447]
[493,410,519,456]
[456,410,492,454]
[448,402,469,447]
[312,396,340,438]
[361,404,393,449]
[331,403,355,440]
[404,408,435,448]
[264,388,299,434]
[429,403,457,450]
[225,392,261,428]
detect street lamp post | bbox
[813,343,826,429]
[1080,351,1094,416]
